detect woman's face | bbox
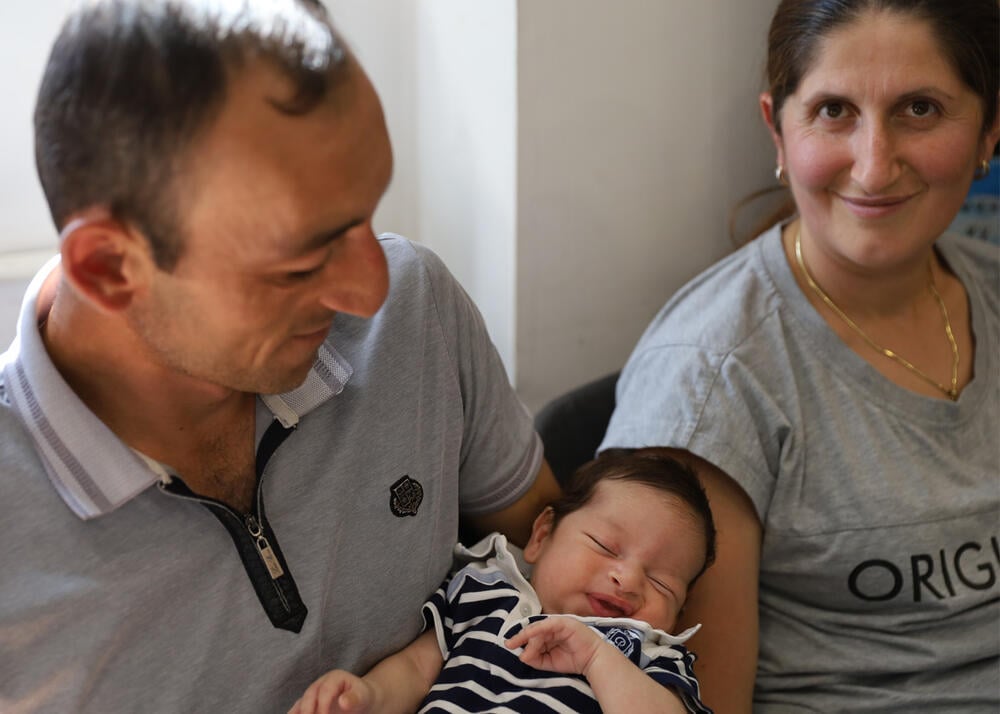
[762,10,999,274]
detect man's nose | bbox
[317,224,389,318]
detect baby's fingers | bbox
[517,635,547,664]
[336,686,369,712]
[505,630,528,649]
[294,674,352,714]
[293,681,323,714]
[506,619,556,649]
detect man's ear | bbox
[522,507,555,564]
[59,212,153,312]
[760,92,785,169]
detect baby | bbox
[290,449,716,714]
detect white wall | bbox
[414,2,518,376]
[515,0,779,409]
[0,2,73,254]
[325,0,419,246]
[329,0,519,376]
[333,0,781,410]
[0,2,75,347]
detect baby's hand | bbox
[505,616,605,676]
[288,670,375,714]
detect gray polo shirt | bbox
[0,234,542,712]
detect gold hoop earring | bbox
[973,159,991,180]
[775,165,789,186]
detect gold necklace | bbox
[794,232,959,401]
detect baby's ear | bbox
[522,507,555,564]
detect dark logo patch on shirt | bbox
[603,627,638,660]
[389,475,423,517]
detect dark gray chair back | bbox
[533,372,619,487]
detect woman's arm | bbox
[671,449,762,714]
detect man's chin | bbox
[259,365,316,395]
[238,355,318,396]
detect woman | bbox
[600,1,999,711]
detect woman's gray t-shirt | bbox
[601,224,999,712]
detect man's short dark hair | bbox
[551,448,718,585]
[34,0,350,270]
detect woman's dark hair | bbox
[34,0,349,270]
[735,0,999,243]
[767,0,998,134]
[550,448,717,585]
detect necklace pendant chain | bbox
[794,232,959,401]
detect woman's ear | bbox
[522,507,555,565]
[982,93,1000,163]
[59,212,154,312]
[760,92,785,168]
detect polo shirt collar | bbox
[2,256,353,521]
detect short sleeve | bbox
[597,625,712,714]
[603,336,790,521]
[643,643,712,714]
[420,576,454,660]
[407,241,543,515]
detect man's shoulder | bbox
[0,365,8,410]
[0,395,45,494]
[0,353,29,447]
[373,233,477,330]
[378,233,452,286]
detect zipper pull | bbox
[246,515,285,579]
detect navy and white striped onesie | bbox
[418,533,711,713]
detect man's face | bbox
[129,59,393,395]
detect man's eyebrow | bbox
[295,217,366,255]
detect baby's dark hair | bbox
[550,448,717,584]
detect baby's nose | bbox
[610,562,643,593]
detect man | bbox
[0,1,559,711]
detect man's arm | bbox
[289,630,443,714]
[463,459,562,547]
[670,449,761,714]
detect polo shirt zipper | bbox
[155,419,308,633]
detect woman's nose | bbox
[850,119,903,194]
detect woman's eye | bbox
[906,100,937,118]
[818,102,846,120]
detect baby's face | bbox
[522,480,706,633]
